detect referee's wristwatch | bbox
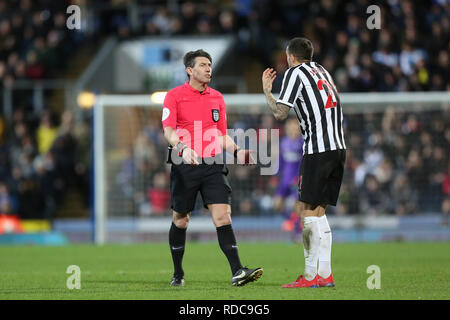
[175,141,187,156]
[233,148,242,158]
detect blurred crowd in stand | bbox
[340,109,449,218]
[0,0,448,220]
[0,0,88,220]
[98,0,449,92]
[0,108,90,219]
[0,0,82,85]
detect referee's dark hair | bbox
[287,37,314,62]
[184,49,212,78]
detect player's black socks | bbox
[216,224,243,275]
[169,222,186,278]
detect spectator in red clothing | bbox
[25,50,45,79]
[443,166,450,197]
[147,172,170,216]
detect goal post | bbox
[93,92,450,244]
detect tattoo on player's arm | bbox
[266,93,290,121]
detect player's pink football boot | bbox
[317,273,335,287]
[281,274,319,288]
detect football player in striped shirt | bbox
[262,37,346,288]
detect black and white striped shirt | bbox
[277,62,346,155]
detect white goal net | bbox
[93,92,450,244]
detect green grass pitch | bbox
[0,242,449,300]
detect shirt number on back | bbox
[317,79,337,109]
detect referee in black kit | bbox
[262,37,346,288]
[162,49,263,287]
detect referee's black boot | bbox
[231,267,263,286]
[170,275,185,287]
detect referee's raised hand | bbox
[182,147,200,165]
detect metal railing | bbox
[1,79,77,119]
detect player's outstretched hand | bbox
[236,149,257,166]
[262,68,277,93]
[182,147,200,165]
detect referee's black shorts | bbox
[170,161,232,214]
[298,149,346,206]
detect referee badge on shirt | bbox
[212,109,220,122]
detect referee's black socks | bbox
[169,222,186,278]
[216,224,243,275]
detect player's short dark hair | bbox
[183,49,212,69]
[286,37,314,61]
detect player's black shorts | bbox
[170,161,232,214]
[298,149,346,206]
